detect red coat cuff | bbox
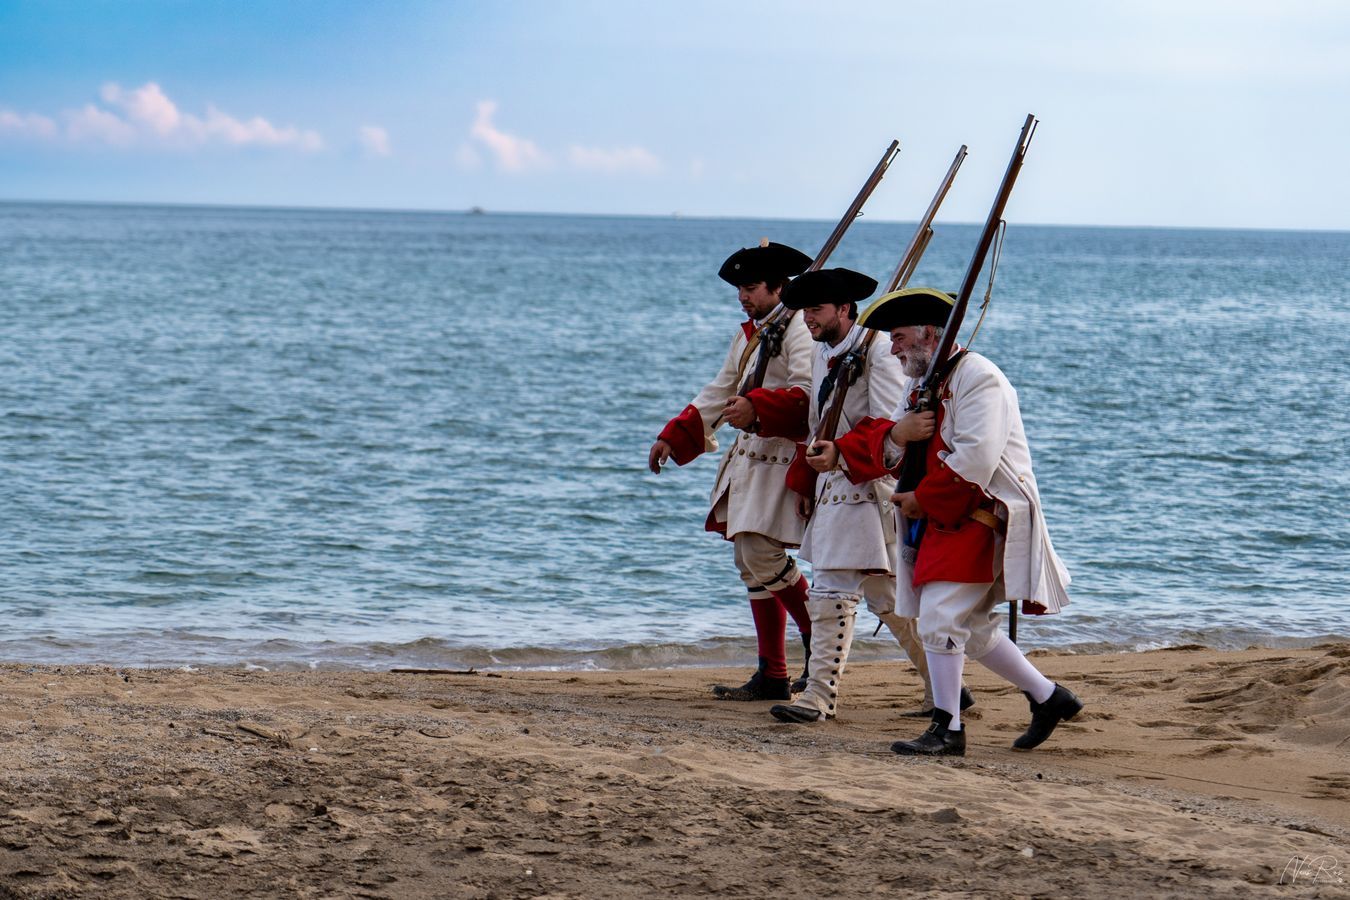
[785,442,818,498]
[834,416,896,484]
[746,386,809,440]
[914,462,987,526]
[657,404,706,466]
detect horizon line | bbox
[2,196,1346,236]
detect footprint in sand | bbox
[1304,773,1350,800]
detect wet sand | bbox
[1,644,1348,898]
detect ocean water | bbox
[2,202,1347,670]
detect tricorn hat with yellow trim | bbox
[717,241,813,286]
[779,267,878,310]
[857,287,956,330]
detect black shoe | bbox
[712,660,791,702]
[769,703,829,724]
[789,634,811,694]
[1012,683,1083,750]
[891,709,966,757]
[897,686,975,718]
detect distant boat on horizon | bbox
[468,206,485,215]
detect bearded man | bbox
[649,241,816,701]
[843,287,1083,756]
[748,268,939,725]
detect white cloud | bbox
[0,81,323,152]
[64,104,136,146]
[469,100,548,172]
[101,82,180,135]
[359,125,391,157]
[196,104,323,150]
[567,144,662,175]
[0,109,58,140]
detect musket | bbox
[804,139,900,273]
[805,146,969,456]
[712,139,901,429]
[897,114,1036,490]
[740,138,900,396]
[885,145,968,292]
[896,115,1038,638]
[808,332,873,455]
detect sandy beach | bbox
[1,644,1347,898]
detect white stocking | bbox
[926,650,966,731]
[974,636,1054,703]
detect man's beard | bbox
[902,350,931,378]
[813,321,845,344]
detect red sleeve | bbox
[657,404,706,466]
[913,461,987,526]
[746,386,809,440]
[834,416,897,484]
[784,442,818,498]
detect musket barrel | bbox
[807,139,900,272]
[885,145,968,293]
[897,115,1037,499]
[926,116,1036,370]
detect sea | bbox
[2,201,1348,671]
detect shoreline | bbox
[5,631,1350,674]
[2,643,1348,896]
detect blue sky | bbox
[2,0,1348,229]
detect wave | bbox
[2,627,1346,673]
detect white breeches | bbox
[916,579,1006,659]
[732,532,800,599]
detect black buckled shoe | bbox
[1012,683,1083,750]
[898,686,975,718]
[769,703,831,724]
[890,709,966,757]
[712,659,791,702]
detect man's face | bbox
[802,303,851,345]
[737,281,780,319]
[890,325,939,377]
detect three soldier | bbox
[651,252,1081,755]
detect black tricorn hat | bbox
[717,241,813,286]
[857,287,956,330]
[779,267,878,310]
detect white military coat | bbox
[799,324,906,571]
[889,351,1072,615]
[691,307,813,545]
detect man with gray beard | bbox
[843,287,1082,756]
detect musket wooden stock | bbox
[806,337,871,456]
[897,114,1037,495]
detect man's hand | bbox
[795,494,814,520]
[892,490,925,519]
[648,439,673,474]
[804,440,839,473]
[890,410,936,444]
[722,396,757,430]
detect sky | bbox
[1,0,1348,229]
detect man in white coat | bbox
[855,287,1083,756]
[649,241,817,701]
[751,268,939,724]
